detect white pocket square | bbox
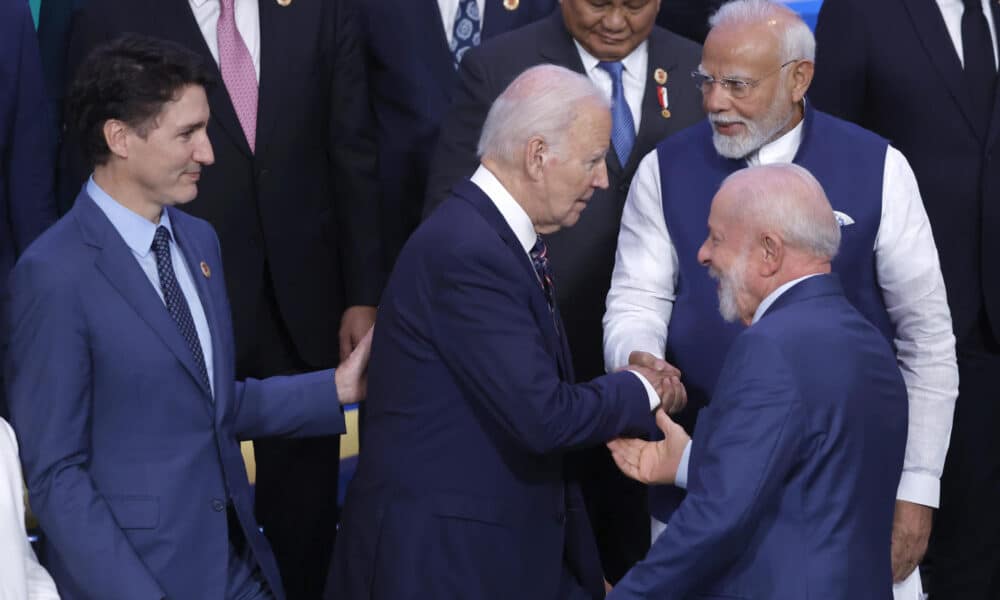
[833,211,855,227]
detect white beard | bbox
[710,93,795,160]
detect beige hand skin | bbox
[891,499,933,582]
[334,326,373,405]
[627,351,687,413]
[607,401,691,486]
[339,305,378,361]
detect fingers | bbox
[628,351,681,378]
[660,376,687,414]
[338,327,354,363]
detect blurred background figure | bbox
[811,0,1000,597]
[0,0,57,421]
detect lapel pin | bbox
[200,261,211,278]
[654,68,668,85]
[657,85,671,119]
[277,0,291,6]
[503,0,519,10]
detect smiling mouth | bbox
[712,121,745,135]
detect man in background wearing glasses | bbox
[602,1,957,597]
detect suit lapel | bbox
[422,0,459,95]
[902,0,986,141]
[457,181,572,378]
[169,210,227,415]
[630,30,682,175]
[482,0,517,39]
[155,0,251,156]
[76,197,214,407]
[986,0,1000,150]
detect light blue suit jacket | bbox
[610,275,907,599]
[5,192,345,600]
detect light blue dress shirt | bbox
[87,177,215,396]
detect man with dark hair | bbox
[6,35,371,600]
[60,4,384,594]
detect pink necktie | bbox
[217,0,258,152]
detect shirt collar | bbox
[189,0,211,8]
[87,176,173,258]
[573,39,649,80]
[751,273,821,324]
[470,165,537,255]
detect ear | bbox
[790,60,814,103]
[524,135,548,182]
[758,232,783,276]
[103,119,131,160]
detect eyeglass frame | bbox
[690,60,802,99]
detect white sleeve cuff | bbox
[675,440,692,490]
[629,371,661,411]
[896,470,940,508]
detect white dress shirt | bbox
[0,419,60,600]
[574,40,648,134]
[189,0,261,80]
[438,0,487,46]
[470,165,660,410]
[936,0,999,68]
[88,178,216,396]
[604,119,959,508]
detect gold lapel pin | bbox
[661,109,672,119]
[654,68,668,85]
[277,0,291,6]
[503,0,519,10]
[200,261,211,278]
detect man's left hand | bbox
[339,305,377,361]
[891,499,933,582]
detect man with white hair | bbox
[602,0,958,593]
[327,64,684,600]
[605,164,909,599]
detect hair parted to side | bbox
[477,64,610,165]
[723,163,841,260]
[709,0,816,62]
[66,34,215,168]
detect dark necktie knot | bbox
[598,60,625,80]
[152,225,172,253]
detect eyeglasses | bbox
[690,60,800,99]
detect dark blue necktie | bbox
[530,237,556,312]
[152,226,211,393]
[598,61,637,166]
[962,0,998,129]
[450,0,481,69]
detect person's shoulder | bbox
[811,108,888,146]
[13,212,92,287]
[168,207,220,246]
[648,25,702,62]
[467,14,555,65]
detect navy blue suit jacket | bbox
[5,192,346,600]
[328,179,653,600]
[0,0,57,417]
[810,0,1000,346]
[361,0,556,268]
[610,275,908,600]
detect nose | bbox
[593,160,609,190]
[195,133,215,166]
[697,238,711,265]
[702,82,730,114]
[602,7,626,30]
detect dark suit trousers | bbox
[244,267,341,600]
[926,314,1000,599]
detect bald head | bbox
[698,164,839,324]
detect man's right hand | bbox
[334,326,373,405]
[627,352,687,414]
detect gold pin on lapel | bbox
[200,261,211,278]
[503,0,519,10]
[661,109,672,119]
[277,0,291,6]
[654,68,668,85]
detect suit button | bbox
[211,499,225,512]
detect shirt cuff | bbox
[629,371,661,411]
[675,440,692,490]
[896,471,940,508]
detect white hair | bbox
[722,163,840,260]
[477,64,610,165]
[709,0,816,62]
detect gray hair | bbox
[722,163,840,260]
[709,0,816,62]
[477,64,610,165]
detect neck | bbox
[764,101,805,148]
[481,158,544,234]
[93,165,163,224]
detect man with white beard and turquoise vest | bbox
[603,0,958,596]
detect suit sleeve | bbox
[6,257,165,600]
[609,333,804,599]
[809,0,870,123]
[423,48,496,217]
[429,242,652,455]
[232,370,346,441]
[327,0,385,307]
[8,3,57,253]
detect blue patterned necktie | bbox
[152,226,211,393]
[450,0,481,69]
[530,237,556,312]
[597,61,637,166]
